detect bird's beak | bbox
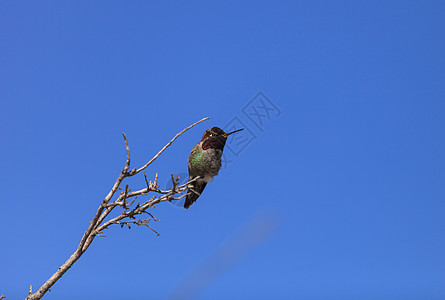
[226,128,244,136]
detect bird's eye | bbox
[209,133,215,137]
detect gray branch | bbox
[25,117,209,300]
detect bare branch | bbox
[25,118,209,300]
[133,117,209,175]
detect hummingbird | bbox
[184,127,244,209]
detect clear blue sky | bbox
[1,1,445,299]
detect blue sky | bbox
[1,1,445,299]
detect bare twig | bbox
[144,172,150,189]
[116,218,160,236]
[134,117,209,175]
[25,118,209,300]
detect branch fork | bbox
[25,117,209,300]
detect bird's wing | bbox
[188,144,201,177]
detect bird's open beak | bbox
[226,128,244,136]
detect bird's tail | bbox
[184,180,207,209]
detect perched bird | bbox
[184,127,244,209]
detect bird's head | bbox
[201,127,244,141]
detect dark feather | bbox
[184,180,207,209]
